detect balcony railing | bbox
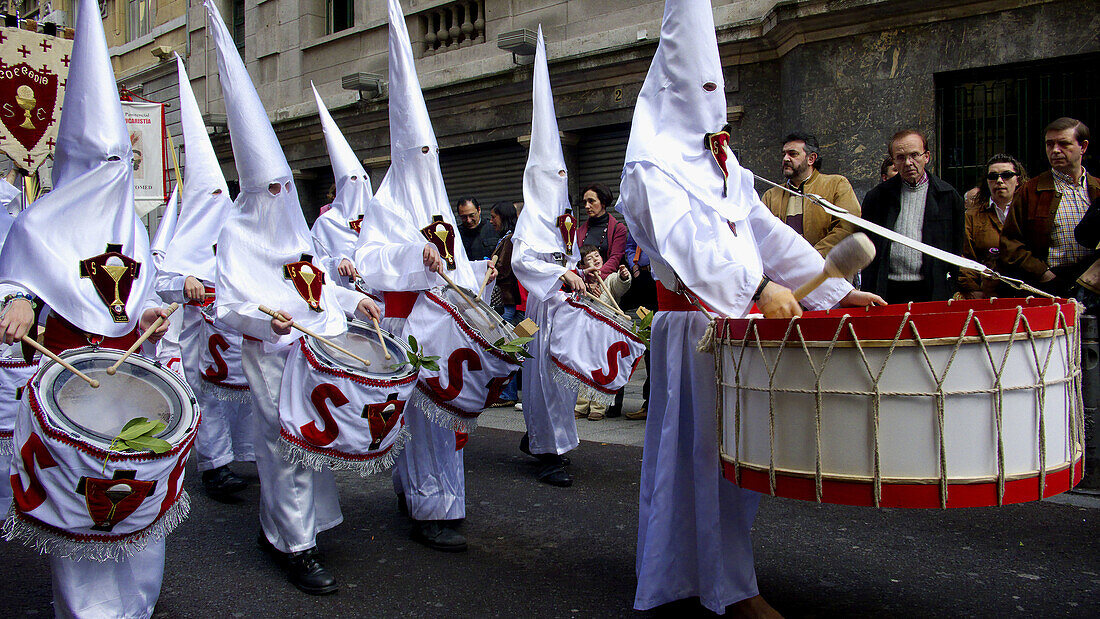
[420,0,484,56]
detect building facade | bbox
[24,0,1100,228]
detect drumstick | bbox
[21,336,100,388]
[596,274,627,316]
[106,303,180,375]
[477,255,498,299]
[793,233,876,301]
[584,290,631,321]
[257,305,371,367]
[436,269,493,324]
[370,315,391,360]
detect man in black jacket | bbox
[456,196,500,260]
[861,130,964,303]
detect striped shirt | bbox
[888,174,929,281]
[1048,168,1092,268]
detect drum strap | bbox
[42,314,140,355]
[383,291,419,320]
[656,282,712,313]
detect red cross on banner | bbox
[0,26,72,173]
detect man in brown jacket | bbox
[1001,117,1098,296]
[761,132,861,257]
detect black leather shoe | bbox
[397,493,409,517]
[537,462,573,487]
[285,548,338,595]
[411,521,468,552]
[202,465,248,497]
[519,432,532,457]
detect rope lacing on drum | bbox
[792,317,849,503]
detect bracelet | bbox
[2,292,33,308]
[751,276,771,302]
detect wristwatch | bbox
[751,276,771,302]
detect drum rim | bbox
[32,347,198,457]
[302,323,418,383]
[427,287,523,364]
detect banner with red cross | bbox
[0,26,72,174]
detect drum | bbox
[277,320,417,476]
[4,347,198,560]
[547,292,646,404]
[0,347,39,456]
[713,297,1084,508]
[198,305,251,403]
[404,285,525,432]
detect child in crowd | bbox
[575,244,632,420]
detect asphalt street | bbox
[3,369,1099,617]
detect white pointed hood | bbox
[150,185,180,269]
[355,0,477,291]
[0,0,154,336]
[512,27,580,301]
[159,54,231,282]
[207,0,348,342]
[310,84,372,263]
[623,0,753,222]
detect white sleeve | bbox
[511,238,567,302]
[329,283,366,318]
[154,272,188,304]
[354,239,436,292]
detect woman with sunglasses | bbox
[957,154,1028,298]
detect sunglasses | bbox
[986,171,1018,181]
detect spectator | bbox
[318,183,337,216]
[574,244,631,421]
[576,183,628,278]
[456,196,499,260]
[487,201,521,407]
[862,129,964,303]
[618,233,655,420]
[957,154,1028,299]
[880,156,897,183]
[761,132,861,258]
[1001,117,1099,296]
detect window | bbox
[328,0,353,34]
[232,0,245,51]
[127,0,154,41]
[936,53,1100,193]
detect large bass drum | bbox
[4,347,198,560]
[713,297,1083,508]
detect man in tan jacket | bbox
[761,132,861,257]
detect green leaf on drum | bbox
[123,435,172,454]
[423,361,440,371]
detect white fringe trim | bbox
[0,435,11,457]
[409,389,479,434]
[275,425,410,477]
[2,490,191,562]
[200,380,252,404]
[548,361,613,405]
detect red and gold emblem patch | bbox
[362,393,404,451]
[76,470,157,533]
[704,125,734,197]
[421,215,457,270]
[348,216,363,234]
[79,243,142,323]
[283,255,325,312]
[556,208,577,253]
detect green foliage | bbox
[103,417,171,472]
[492,336,534,359]
[393,335,440,371]
[632,308,654,348]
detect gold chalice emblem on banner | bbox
[15,85,36,130]
[101,260,129,316]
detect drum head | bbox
[309,320,415,378]
[440,285,514,344]
[38,348,195,450]
[573,293,633,330]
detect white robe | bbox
[50,538,165,618]
[519,291,579,456]
[621,162,851,612]
[383,315,465,521]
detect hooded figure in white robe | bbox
[510,27,583,486]
[352,0,471,551]
[0,0,175,614]
[310,85,373,290]
[149,187,188,380]
[205,0,374,594]
[618,0,869,613]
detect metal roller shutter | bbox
[439,140,527,217]
[575,123,630,211]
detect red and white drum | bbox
[714,297,1084,508]
[404,285,524,432]
[198,306,251,403]
[547,292,646,404]
[0,344,38,456]
[277,320,416,476]
[4,347,197,560]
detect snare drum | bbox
[404,285,524,432]
[4,347,198,560]
[0,344,38,456]
[277,320,417,475]
[548,292,646,404]
[713,297,1084,508]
